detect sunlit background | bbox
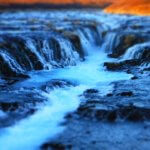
[0,0,149,16]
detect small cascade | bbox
[0,23,103,78]
[101,32,118,53]
[25,38,47,69]
[81,27,99,46]
[0,51,25,77]
[77,29,94,55]
[0,34,81,77]
[121,42,150,70]
[1,9,149,150]
[53,37,79,67]
[122,42,150,60]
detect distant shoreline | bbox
[0,3,109,11]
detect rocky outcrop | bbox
[41,77,150,150]
[108,33,146,58]
[0,19,102,79]
[41,79,75,92]
[104,59,140,71]
[77,104,150,122]
[41,142,65,150]
[0,87,46,127]
[105,42,150,72]
[62,31,84,59]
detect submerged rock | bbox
[118,91,133,97]
[111,33,146,57]
[83,89,99,95]
[0,88,46,127]
[131,76,138,80]
[104,59,140,71]
[0,102,19,112]
[82,89,100,100]
[41,142,65,150]
[104,62,123,70]
[41,79,75,92]
[77,103,150,122]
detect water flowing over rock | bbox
[0,18,103,78]
[104,42,150,72]
[0,10,150,150]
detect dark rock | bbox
[112,33,145,57]
[126,69,131,74]
[62,31,84,59]
[143,68,150,71]
[107,53,119,58]
[66,144,72,149]
[77,103,150,122]
[131,76,138,80]
[0,54,29,78]
[106,93,113,97]
[42,79,75,92]
[82,89,99,99]
[107,111,117,122]
[102,31,107,38]
[65,113,73,119]
[119,91,133,97]
[0,86,46,127]
[131,24,143,30]
[127,110,143,122]
[104,62,123,71]
[41,142,65,150]
[0,102,19,112]
[124,59,140,66]
[92,141,97,144]
[84,89,99,94]
[120,106,146,122]
[104,59,140,71]
[141,48,150,60]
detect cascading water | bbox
[101,32,118,53]
[0,34,83,77]
[0,51,132,150]
[122,42,150,70]
[1,9,149,150]
[123,42,150,60]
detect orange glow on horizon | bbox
[0,0,150,16]
[104,0,150,16]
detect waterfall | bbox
[101,32,118,53]
[0,24,103,78]
[53,37,79,66]
[122,42,150,60]
[76,29,94,55]
[0,51,25,77]
[1,9,147,150]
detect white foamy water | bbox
[122,42,150,60]
[0,46,132,150]
[0,85,87,150]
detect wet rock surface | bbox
[0,10,150,150]
[77,77,150,122]
[111,33,146,57]
[0,78,77,128]
[0,85,47,127]
[41,120,150,150]
[104,59,140,71]
[41,79,76,92]
[42,76,150,150]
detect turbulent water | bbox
[0,9,150,150]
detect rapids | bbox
[0,9,150,150]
